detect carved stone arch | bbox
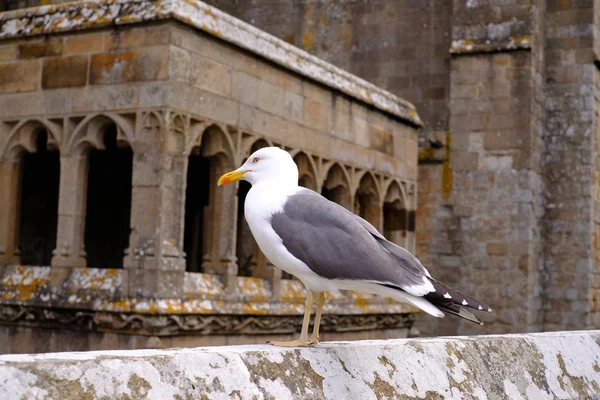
[194,124,236,169]
[293,151,318,191]
[242,136,273,158]
[1,119,61,162]
[322,162,352,210]
[384,179,407,206]
[355,170,383,230]
[355,170,382,201]
[383,179,409,249]
[186,119,210,155]
[403,182,416,210]
[323,162,352,192]
[69,113,134,155]
[165,112,188,154]
[287,148,301,157]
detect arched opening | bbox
[236,139,269,277]
[17,130,60,265]
[355,173,381,228]
[183,149,210,273]
[383,182,408,248]
[183,126,234,274]
[322,164,351,210]
[294,153,317,191]
[84,125,132,268]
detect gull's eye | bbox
[252,157,260,164]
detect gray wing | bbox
[270,189,432,296]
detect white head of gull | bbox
[218,146,492,347]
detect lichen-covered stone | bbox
[0,330,599,399]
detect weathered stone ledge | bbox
[0,0,422,126]
[450,36,531,55]
[1,330,599,399]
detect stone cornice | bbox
[0,304,415,336]
[0,0,423,127]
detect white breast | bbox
[243,183,332,290]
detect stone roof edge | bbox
[0,0,423,127]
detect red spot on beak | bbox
[223,178,231,184]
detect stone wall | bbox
[202,0,453,137]
[0,0,423,353]
[198,0,600,337]
[1,330,600,399]
[542,0,597,331]
[3,0,600,338]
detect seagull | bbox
[218,147,492,347]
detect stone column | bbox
[50,154,88,287]
[123,113,186,298]
[215,165,239,297]
[0,160,21,266]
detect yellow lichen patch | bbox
[239,301,269,315]
[183,272,223,298]
[2,265,50,302]
[238,277,271,300]
[72,268,121,291]
[280,280,306,302]
[303,32,314,51]
[418,147,436,161]
[203,7,216,18]
[511,35,531,46]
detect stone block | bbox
[369,124,393,155]
[72,85,139,113]
[64,33,106,54]
[332,110,352,141]
[303,80,332,105]
[487,242,508,255]
[0,60,40,93]
[105,26,170,50]
[483,129,530,150]
[283,90,304,123]
[167,82,238,126]
[304,98,331,132]
[406,139,418,171]
[90,47,168,85]
[451,151,479,171]
[0,45,17,62]
[232,71,284,116]
[190,53,232,97]
[0,92,44,118]
[169,45,191,82]
[18,40,63,59]
[352,116,369,148]
[139,82,167,108]
[42,55,88,89]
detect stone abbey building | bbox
[0,0,420,352]
[1,0,600,353]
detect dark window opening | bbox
[384,201,407,238]
[84,125,132,268]
[18,130,59,265]
[183,152,210,273]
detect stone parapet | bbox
[1,330,599,399]
[0,265,416,340]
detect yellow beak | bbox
[218,169,248,186]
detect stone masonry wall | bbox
[3,0,600,336]
[2,330,600,399]
[542,0,597,330]
[204,0,453,137]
